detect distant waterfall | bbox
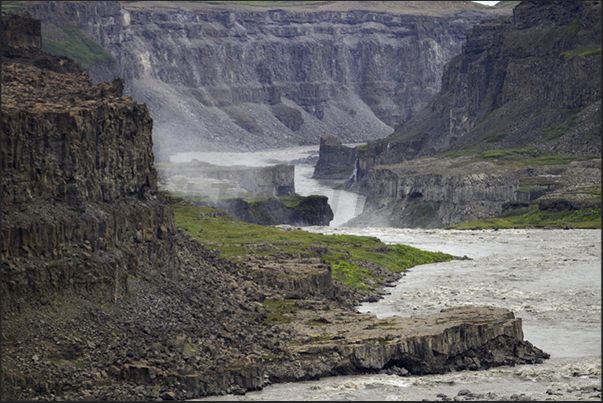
[344,158,360,190]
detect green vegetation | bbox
[1,1,28,11]
[439,147,598,168]
[166,193,454,293]
[485,132,507,143]
[261,298,305,325]
[445,204,601,230]
[544,114,580,142]
[560,47,601,60]
[42,25,115,69]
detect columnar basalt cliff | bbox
[1,18,179,314]
[2,11,549,402]
[24,1,509,161]
[346,1,601,228]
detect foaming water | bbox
[170,145,365,227]
[185,148,600,401]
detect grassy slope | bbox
[166,194,454,292]
[41,25,115,70]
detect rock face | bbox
[347,1,601,227]
[217,195,334,227]
[24,1,509,161]
[357,1,601,168]
[346,157,601,228]
[312,135,358,180]
[1,13,179,314]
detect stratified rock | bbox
[312,135,358,180]
[1,12,178,315]
[24,1,509,158]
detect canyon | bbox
[2,8,550,401]
[24,1,509,162]
[314,1,601,228]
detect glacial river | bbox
[171,147,601,401]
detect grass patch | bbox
[1,1,29,11]
[439,148,597,168]
[445,204,601,230]
[261,298,303,325]
[42,25,115,69]
[485,132,507,143]
[166,193,454,292]
[544,114,581,142]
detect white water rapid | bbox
[173,147,601,402]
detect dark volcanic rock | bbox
[312,135,358,180]
[217,195,334,227]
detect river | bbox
[170,146,601,401]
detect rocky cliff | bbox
[358,1,600,166]
[1,15,179,314]
[345,1,601,228]
[24,1,509,161]
[345,155,601,228]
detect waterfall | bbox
[344,158,360,190]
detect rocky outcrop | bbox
[1,13,179,314]
[267,305,548,381]
[216,195,334,227]
[345,157,601,228]
[312,135,358,180]
[25,1,509,161]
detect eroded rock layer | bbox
[24,1,509,160]
[1,29,178,314]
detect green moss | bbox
[42,25,115,69]
[485,132,507,143]
[544,114,581,142]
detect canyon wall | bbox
[1,12,179,315]
[25,1,508,161]
[358,1,601,167]
[346,1,601,227]
[345,158,601,228]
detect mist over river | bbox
[171,147,601,401]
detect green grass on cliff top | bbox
[165,193,454,291]
[41,25,115,70]
[445,204,601,230]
